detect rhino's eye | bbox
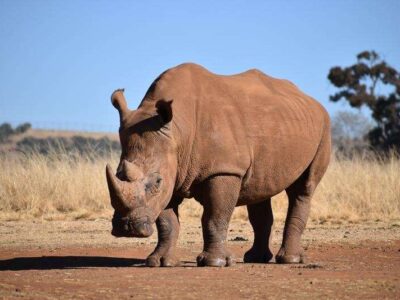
[145,174,162,195]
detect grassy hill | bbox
[0,127,119,154]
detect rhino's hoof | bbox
[243,249,273,263]
[275,254,304,264]
[196,251,234,267]
[146,254,180,267]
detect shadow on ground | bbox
[0,256,146,270]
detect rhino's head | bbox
[106,89,176,238]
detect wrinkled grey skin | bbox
[106,63,331,267]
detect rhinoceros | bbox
[106,63,331,267]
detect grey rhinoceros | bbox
[106,63,331,267]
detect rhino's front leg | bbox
[195,176,241,267]
[146,206,180,267]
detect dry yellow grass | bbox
[0,151,399,223]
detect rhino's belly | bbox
[236,135,318,206]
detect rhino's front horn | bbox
[106,164,135,211]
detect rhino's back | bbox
[146,63,329,201]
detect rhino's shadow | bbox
[0,256,146,271]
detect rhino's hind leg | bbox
[195,176,241,267]
[146,205,181,267]
[244,199,274,263]
[276,178,311,264]
[276,127,330,264]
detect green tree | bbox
[328,51,400,152]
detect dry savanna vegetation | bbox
[1,150,399,225]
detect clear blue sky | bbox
[1,0,399,132]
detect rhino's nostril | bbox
[129,221,136,232]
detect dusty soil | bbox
[0,220,399,299]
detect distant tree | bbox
[0,122,32,143]
[15,122,31,134]
[328,51,400,152]
[331,110,372,156]
[0,123,14,143]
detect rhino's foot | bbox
[243,248,273,264]
[275,248,304,264]
[146,253,181,267]
[196,250,234,267]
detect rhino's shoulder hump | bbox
[143,63,207,99]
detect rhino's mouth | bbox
[111,216,154,238]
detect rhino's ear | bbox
[156,99,173,124]
[111,89,130,121]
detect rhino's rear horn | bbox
[106,164,134,211]
[122,160,144,181]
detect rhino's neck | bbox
[168,105,197,198]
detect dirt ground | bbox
[0,219,399,299]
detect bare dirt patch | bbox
[0,220,399,299]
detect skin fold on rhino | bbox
[106,63,331,267]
